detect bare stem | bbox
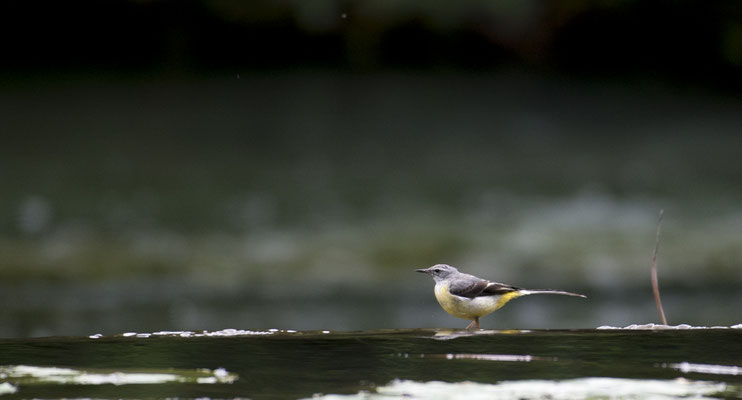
[651,209,667,325]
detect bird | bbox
[416,264,586,330]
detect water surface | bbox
[1,328,741,399]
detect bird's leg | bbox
[465,317,480,331]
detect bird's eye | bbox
[433,269,441,273]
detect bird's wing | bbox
[449,276,521,298]
[482,281,522,296]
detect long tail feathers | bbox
[519,289,587,298]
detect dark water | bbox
[1,328,741,399]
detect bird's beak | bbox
[415,268,430,274]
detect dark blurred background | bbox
[2,0,742,337]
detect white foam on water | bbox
[597,323,742,330]
[664,362,742,376]
[0,382,18,395]
[305,377,731,400]
[6,365,79,377]
[0,365,237,386]
[106,328,311,338]
[413,353,540,362]
[443,353,538,362]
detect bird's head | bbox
[416,264,459,282]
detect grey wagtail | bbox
[417,264,586,330]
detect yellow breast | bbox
[433,282,522,320]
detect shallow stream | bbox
[2,327,741,399]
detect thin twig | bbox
[651,209,667,325]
